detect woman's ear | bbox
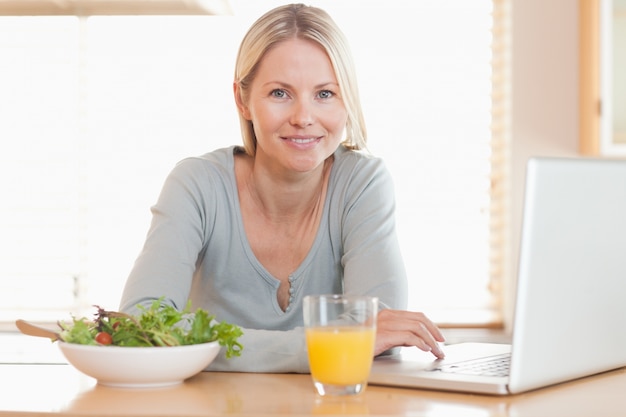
[233,82,251,120]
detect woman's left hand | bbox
[374,309,446,359]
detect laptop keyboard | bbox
[433,353,511,377]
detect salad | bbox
[58,299,243,359]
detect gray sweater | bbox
[119,145,407,372]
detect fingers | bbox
[375,309,446,359]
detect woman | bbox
[119,3,445,372]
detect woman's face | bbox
[238,38,347,175]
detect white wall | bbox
[506,0,579,325]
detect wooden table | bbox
[1,363,625,416]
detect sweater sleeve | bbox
[207,327,310,373]
[338,154,408,311]
[119,157,209,313]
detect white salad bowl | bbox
[58,341,220,388]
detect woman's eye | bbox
[318,90,334,99]
[270,89,287,98]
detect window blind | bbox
[488,0,511,326]
[0,0,508,328]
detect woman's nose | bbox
[290,99,314,127]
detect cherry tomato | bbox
[95,331,113,345]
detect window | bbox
[0,0,508,328]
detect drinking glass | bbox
[303,294,378,396]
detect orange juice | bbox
[305,326,376,385]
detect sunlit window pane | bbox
[0,0,497,326]
[0,17,81,320]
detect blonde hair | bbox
[233,3,367,156]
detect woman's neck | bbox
[240,155,333,224]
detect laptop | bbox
[369,156,626,395]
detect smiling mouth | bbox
[285,137,319,144]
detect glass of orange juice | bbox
[303,294,378,396]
